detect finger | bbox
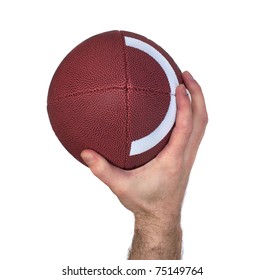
[81,149,128,196]
[183,71,208,128]
[161,84,193,158]
[182,71,208,166]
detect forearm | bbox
[128,214,182,260]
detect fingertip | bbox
[176,84,190,97]
[80,149,96,166]
[176,83,185,93]
[175,84,191,110]
[182,71,202,93]
[81,149,109,179]
[182,71,195,81]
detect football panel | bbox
[48,31,126,102]
[125,47,170,93]
[127,89,170,141]
[124,91,171,169]
[47,89,128,168]
[121,30,183,84]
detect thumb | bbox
[80,149,128,195]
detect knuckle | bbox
[113,185,126,198]
[91,159,106,177]
[178,118,193,135]
[196,83,202,92]
[162,159,186,184]
[200,112,209,127]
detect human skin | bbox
[81,71,208,259]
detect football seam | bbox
[120,31,130,168]
[47,86,173,104]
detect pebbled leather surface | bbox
[47,30,182,169]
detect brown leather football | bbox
[47,30,182,169]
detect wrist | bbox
[128,213,182,260]
[134,207,182,229]
[134,213,181,242]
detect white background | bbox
[1,0,264,279]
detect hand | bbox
[81,71,208,259]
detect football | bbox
[47,30,183,169]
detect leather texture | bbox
[47,30,182,169]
